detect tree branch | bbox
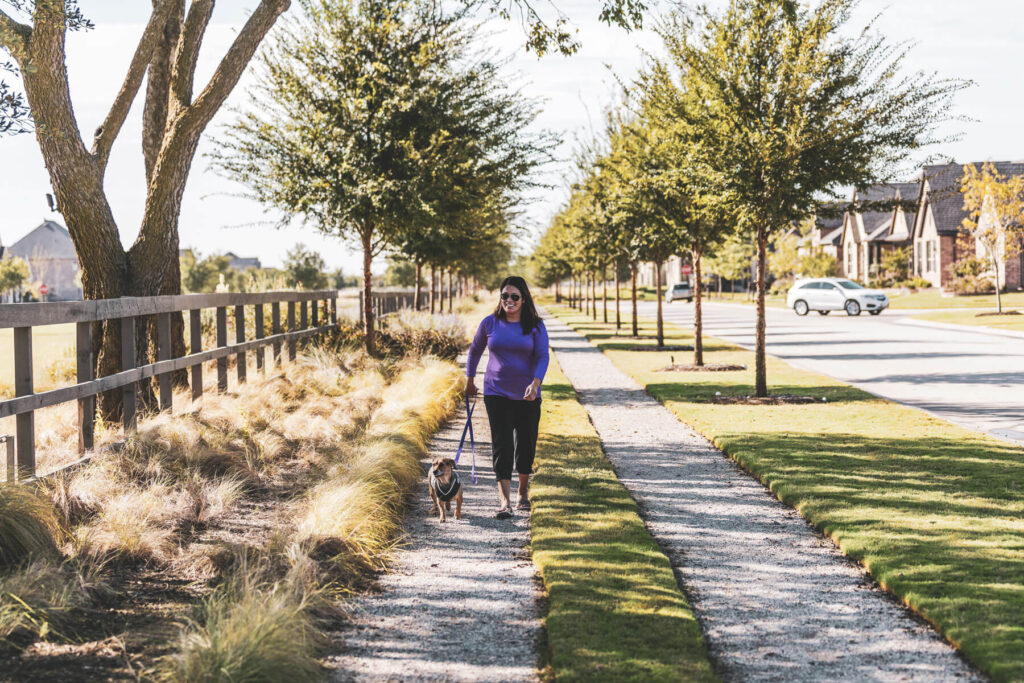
[143,0,185,183]
[188,0,290,131]
[169,0,213,114]
[92,0,176,173]
[0,9,32,60]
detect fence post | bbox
[216,306,228,392]
[299,300,308,350]
[13,327,33,479]
[121,317,137,433]
[76,321,94,453]
[272,302,282,367]
[190,309,203,401]
[255,304,265,375]
[157,312,172,412]
[311,299,319,328]
[287,301,296,361]
[234,304,246,385]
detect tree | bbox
[282,244,328,290]
[384,256,417,288]
[0,0,290,416]
[704,232,752,293]
[800,251,840,278]
[216,0,539,353]
[876,246,910,286]
[960,162,1024,313]
[0,256,30,301]
[671,0,963,396]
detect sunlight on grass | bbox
[531,357,716,682]
[912,309,1024,332]
[548,303,1024,682]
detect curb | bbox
[894,316,1024,341]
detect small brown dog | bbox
[428,456,463,522]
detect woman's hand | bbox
[466,377,478,398]
[523,378,541,401]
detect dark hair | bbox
[494,275,542,334]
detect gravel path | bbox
[544,313,980,682]
[324,388,542,682]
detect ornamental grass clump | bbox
[155,560,324,683]
[296,358,462,574]
[0,560,99,644]
[0,483,63,568]
[381,310,466,359]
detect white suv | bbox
[786,278,888,316]
[665,282,694,303]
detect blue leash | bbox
[453,396,477,483]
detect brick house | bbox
[912,162,1024,289]
[839,183,917,283]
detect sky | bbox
[1,1,1023,275]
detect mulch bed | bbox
[657,363,747,372]
[710,394,824,405]
[628,345,694,352]
[976,310,1021,317]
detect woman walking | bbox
[466,276,549,519]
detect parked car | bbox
[786,278,888,316]
[665,282,694,303]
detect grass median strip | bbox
[531,355,716,682]
[545,303,1024,682]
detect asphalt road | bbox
[635,299,1024,446]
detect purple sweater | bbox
[466,314,550,400]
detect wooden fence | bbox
[0,290,339,481]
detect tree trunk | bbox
[755,224,769,397]
[414,260,423,310]
[447,269,454,313]
[631,262,638,337]
[993,252,1003,314]
[430,265,436,314]
[602,265,608,324]
[361,230,376,356]
[555,279,561,303]
[614,265,621,330]
[693,246,704,367]
[655,258,664,348]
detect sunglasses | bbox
[500,292,521,302]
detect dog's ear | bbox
[431,456,444,467]
[444,458,455,467]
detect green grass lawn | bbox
[532,355,716,682]
[887,289,1024,310]
[0,323,77,394]
[911,309,1024,333]
[546,304,1024,682]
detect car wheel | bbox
[845,300,861,316]
[869,309,882,316]
[793,300,809,316]
[817,310,830,315]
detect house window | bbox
[846,244,855,274]
[926,240,937,272]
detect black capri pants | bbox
[483,395,541,481]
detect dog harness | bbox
[432,471,462,503]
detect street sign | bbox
[39,284,49,297]
[681,265,692,275]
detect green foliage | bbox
[0,256,30,295]
[800,251,840,278]
[872,246,911,287]
[283,244,328,291]
[769,231,801,279]
[948,255,995,294]
[0,560,96,644]
[383,256,416,288]
[704,233,753,282]
[181,250,242,294]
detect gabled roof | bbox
[853,183,918,242]
[9,220,78,260]
[820,226,843,247]
[921,162,1024,235]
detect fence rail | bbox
[0,289,339,481]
